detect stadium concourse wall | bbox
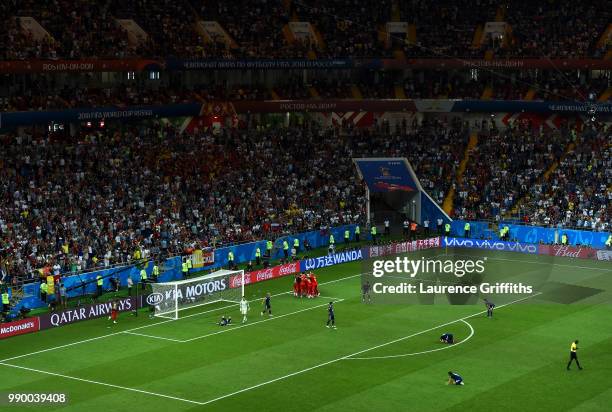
[448,220,610,249]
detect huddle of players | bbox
[293,272,320,298]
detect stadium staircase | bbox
[442,132,478,215]
[481,86,493,100]
[472,25,484,49]
[596,24,611,56]
[16,16,54,44]
[394,85,407,99]
[308,86,320,99]
[351,85,364,100]
[598,87,612,102]
[282,24,296,45]
[407,25,416,46]
[524,88,537,100]
[117,19,149,48]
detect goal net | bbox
[149,269,244,320]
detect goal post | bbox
[149,269,244,320]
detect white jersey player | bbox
[240,296,250,323]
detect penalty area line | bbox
[0,272,360,363]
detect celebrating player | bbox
[440,333,454,344]
[240,296,250,323]
[261,293,272,317]
[308,273,319,297]
[326,301,336,329]
[293,274,301,297]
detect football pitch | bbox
[1,249,611,411]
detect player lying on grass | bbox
[218,316,232,326]
[440,333,454,344]
[293,272,319,298]
[447,371,464,385]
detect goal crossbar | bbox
[150,269,244,320]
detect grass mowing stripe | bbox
[0,362,206,405]
[197,292,542,407]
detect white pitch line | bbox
[0,272,360,363]
[345,319,475,360]
[196,292,541,406]
[122,331,184,343]
[180,299,345,343]
[0,362,206,405]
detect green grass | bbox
[1,249,611,412]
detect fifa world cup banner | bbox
[229,262,301,288]
[353,158,418,193]
[367,237,441,258]
[443,237,539,254]
[538,245,598,260]
[0,317,40,339]
[38,296,143,330]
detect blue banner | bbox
[443,237,539,254]
[450,220,610,248]
[300,249,364,271]
[354,158,418,193]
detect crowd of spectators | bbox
[400,0,496,58]
[292,0,391,58]
[0,118,469,285]
[0,115,608,286]
[1,0,608,60]
[519,125,610,231]
[453,121,574,221]
[502,1,610,58]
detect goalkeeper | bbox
[240,296,250,323]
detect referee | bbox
[567,340,583,370]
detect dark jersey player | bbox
[484,298,495,318]
[440,333,454,344]
[447,371,464,385]
[261,293,272,317]
[326,301,336,328]
[362,281,371,303]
